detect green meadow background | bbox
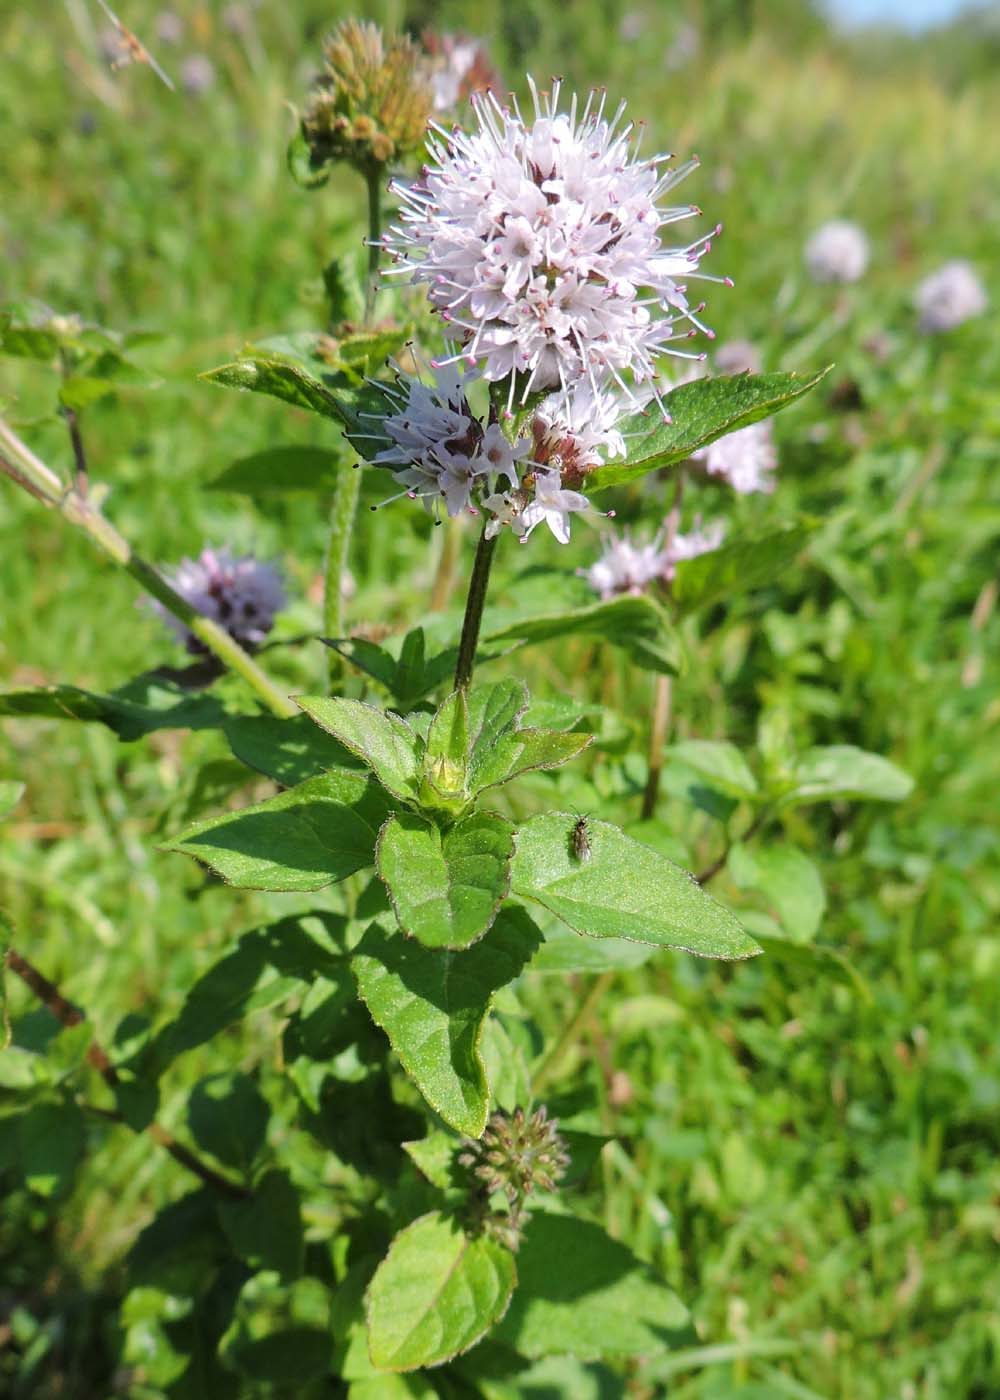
[2,1,999,1395]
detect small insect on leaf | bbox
[571,815,592,863]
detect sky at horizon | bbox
[824,0,990,28]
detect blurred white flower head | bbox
[180,53,216,96]
[693,418,777,494]
[383,77,724,410]
[154,548,286,653]
[154,11,184,44]
[421,33,498,113]
[804,220,869,284]
[913,259,987,333]
[581,530,664,598]
[581,516,725,598]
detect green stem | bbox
[0,418,296,719]
[453,526,498,690]
[363,164,383,324]
[324,164,384,689]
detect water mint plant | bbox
[0,14,932,1396]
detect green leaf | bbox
[188,1072,268,1171]
[0,910,11,1050]
[728,842,826,942]
[348,1375,437,1399]
[0,679,226,740]
[774,745,915,808]
[529,923,658,974]
[402,1132,461,1190]
[223,713,362,786]
[17,1099,85,1197]
[511,813,759,960]
[484,592,682,675]
[328,629,459,709]
[296,697,422,805]
[366,1211,517,1372]
[752,933,871,1001]
[665,741,759,800]
[351,906,542,1134]
[0,782,23,818]
[287,127,332,188]
[207,445,347,493]
[164,770,390,891]
[586,368,832,491]
[672,521,816,615]
[376,811,515,950]
[218,1169,304,1280]
[493,1211,691,1359]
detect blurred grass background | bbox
[2,1,1000,1396]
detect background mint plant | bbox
[2,3,997,1398]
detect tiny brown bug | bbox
[571,814,592,863]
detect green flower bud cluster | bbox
[460,1106,570,1250]
[300,20,432,177]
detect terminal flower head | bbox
[804,220,869,284]
[153,548,286,653]
[913,259,987,333]
[383,78,723,406]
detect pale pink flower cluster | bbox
[913,260,987,333]
[153,547,285,653]
[370,365,625,544]
[693,417,777,495]
[582,517,725,599]
[372,78,722,546]
[383,77,719,405]
[804,220,870,285]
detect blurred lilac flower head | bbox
[804,220,869,284]
[582,517,725,598]
[154,548,285,653]
[913,260,987,333]
[714,338,762,375]
[421,32,500,113]
[180,53,216,97]
[382,77,723,410]
[154,11,184,44]
[693,418,777,494]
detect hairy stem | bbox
[454,526,498,690]
[324,164,384,689]
[0,419,296,719]
[641,469,685,819]
[4,946,251,1200]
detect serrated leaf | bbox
[672,521,815,614]
[218,1169,304,1280]
[223,713,362,786]
[402,1132,461,1190]
[296,697,422,805]
[422,689,471,808]
[328,630,460,709]
[207,445,346,493]
[366,1211,517,1372]
[484,592,682,675]
[163,770,391,891]
[493,1211,691,1359]
[729,842,826,941]
[774,745,914,808]
[351,906,542,1134]
[188,1072,268,1171]
[0,679,226,740]
[376,811,515,950]
[511,812,759,960]
[475,729,595,795]
[665,741,759,800]
[587,368,831,491]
